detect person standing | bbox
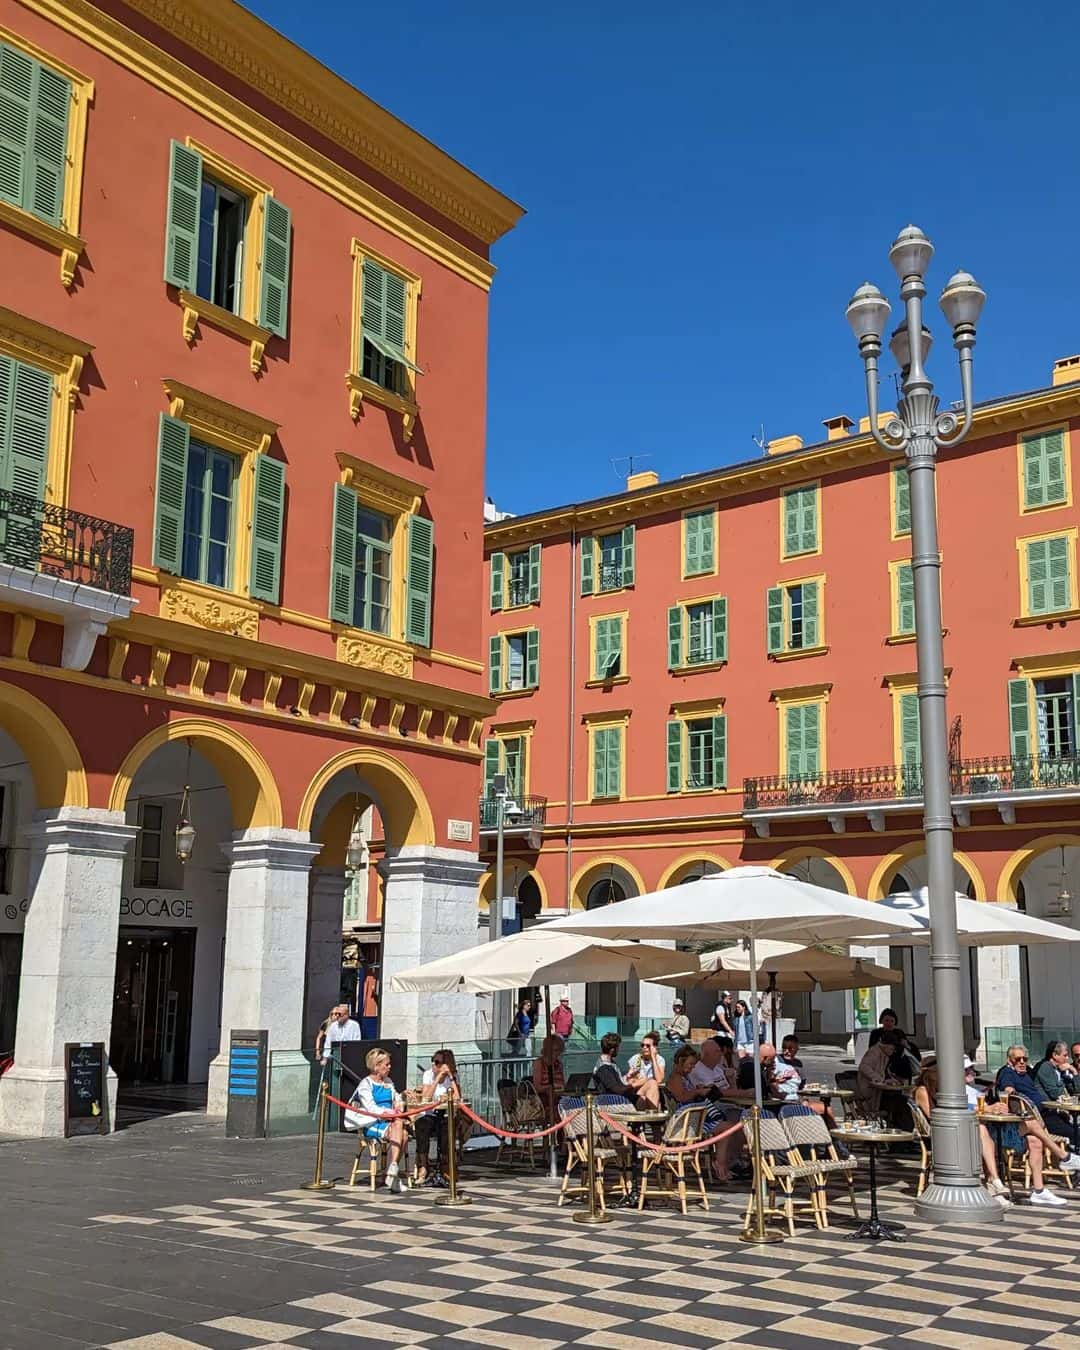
[732,999,756,1059]
[510,998,536,1057]
[710,992,734,1036]
[321,1004,362,1064]
[551,994,574,1042]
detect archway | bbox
[772,852,855,1041]
[569,858,646,1024]
[479,864,548,920]
[867,842,985,902]
[0,680,87,810]
[998,836,1080,1033]
[569,857,646,912]
[658,853,732,889]
[298,747,434,848]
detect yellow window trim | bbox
[889,460,911,540]
[1016,526,1080,618]
[779,478,822,560]
[497,544,536,611]
[1014,651,1080,680]
[487,726,534,797]
[668,706,726,794]
[588,609,629,682]
[673,590,726,669]
[1017,421,1073,515]
[585,715,627,802]
[0,304,92,508]
[588,524,632,596]
[772,571,827,654]
[670,696,724,717]
[888,557,913,639]
[348,239,421,440]
[771,683,833,703]
[680,504,718,580]
[492,626,536,696]
[775,693,828,779]
[0,24,93,288]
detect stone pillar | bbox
[305,867,347,1047]
[0,808,136,1138]
[206,829,321,1116]
[637,940,679,1029]
[378,846,483,1047]
[975,942,1022,1065]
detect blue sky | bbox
[250,1,1075,516]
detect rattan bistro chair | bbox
[1004,1096,1075,1197]
[638,1104,710,1215]
[779,1103,859,1227]
[557,1097,628,1212]
[742,1110,823,1236]
[907,1098,933,1197]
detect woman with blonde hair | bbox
[346,1047,407,1193]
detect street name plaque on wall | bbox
[64,1042,107,1137]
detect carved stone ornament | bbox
[336,633,414,678]
[160,584,260,640]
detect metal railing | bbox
[0,488,133,595]
[744,752,1080,811]
[507,579,531,607]
[478,794,548,831]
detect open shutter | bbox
[893,463,911,534]
[258,197,292,339]
[328,482,357,625]
[489,551,505,612]
[28,60,69,226]
[785,705,803,779]
[712,714,727,788]
[667,605,683,670]
[483,739,501,795]
[525,628,540,688]
[766,586,784,654]
[0,43,33,212]
[802,704,821,777]
[667,719,683,792]
[896,563,915,634]
[608,616,623,677]
[163,140,202,290]
[1047,534,1071,614]
[899,692,921,793]
[594,618,610,679]
[383,270,407,358]
[801,581,819,648]
[361,258,386,345]
[360,260,417,369]
[488,634,502,695]
[1008,678,1032,786]
[580,535,595,596]
[248,455,285,603]
[152,412,190,573]
[712,596,728,661]
[528,542,541,603]
[405,515,434,646]
[620,523,635,586]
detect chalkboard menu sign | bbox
[64,1042,107,1137]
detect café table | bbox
[599,1107,669,1204]
[831,1125,915,1241]
[800,1085,855,1117]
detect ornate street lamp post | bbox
[846,226,998,1224]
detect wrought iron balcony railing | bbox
[0,488,133,596]
[478,794,548,832]
[507,579,531,607]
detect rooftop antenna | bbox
[752,425,768,456]
[610,453,652,482]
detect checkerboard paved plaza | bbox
[4,1117,1080,1349]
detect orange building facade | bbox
[482,364,1080,1052]
[0,0,521,1135]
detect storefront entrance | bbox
[110,928,196,1085]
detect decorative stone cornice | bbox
[336,633,414,678]
[162,379,277,456]
[160,580,260,640]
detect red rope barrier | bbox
[597,1110,743,1154]
[326,1094,443,1121]
[457,1100,581,1140]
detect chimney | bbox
[626,469,659,491]
[765,434,804,456]
[858,411,896,433]
[823,414,854,442]
[1053,355,1080,387]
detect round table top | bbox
[800,1086,854,1098]
[831,1127,915,1144]
[1048,1099,1080,1112]
[625,1110,671,1123]
[977,1112,1028,1125]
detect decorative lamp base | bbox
[573,1209,612,1225]
[739,1227,784,1245]
[913,1181,1003,1225]
[434,1192,472,1207]
[300,1179,334,1191]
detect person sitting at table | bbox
[1033,1041,1080,1148]
[915,1064,1010,1205]
[531,1034,566,1124]
[1072,1042,1080,1079]
[856,1030,906,1124]
[712,1034,738,1077]
[995,1044,1080,1206]
[735,1040,778,1094]
[593,1032,661,1110]
[779,1036,804,1080]
[414,1048,460,1188]
[693,1036,749,1098]
[667,1045,741,1182]
[868,1009,922,1080]
[344,1047,407,1194]
[661,1000,690,1046]
[627,1030,666,1089]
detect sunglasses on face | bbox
[1011,1056,1028,1064]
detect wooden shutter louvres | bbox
[405,515,434,646]
[328,482,357,625]
[152,412,190,574]
[766,586,784,654]
[259,197,292,339]
[249,456,285,604]
[164,140,202,291]
[1023,430,1067,510]
[894,463,911,535]
[489,551,505,612]
[0,43,71,226]
[488,634,502,695]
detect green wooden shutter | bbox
[27,59,69,226]
[712,596,728,661]
[784,485,818,554]
[248,456,285,603]
[1022,434,1046,509]
[785,704,803,778]
[667,605,683,670]
[899,692,921,793]
[361,259,412,365]
[581,535,595,595]
[594,617,612,679]
[712,714,727,788]
[801,581,819,648]
[620,523,635,586]
[893,463,911,534]
[896,563,915,634]
[258,197,291,338]
[0,43,33,213]
[783,489,800,556]
[699,509,715,573]
[528,542,541,603]
[489,551,505,612]
[1008,677,1032,765]
[361,258,386,344]
[383,270,407,357]
[683,512,699,575]
[802,703,821,777]
[1072,674,1080,755]
[328,482,357,624]
[801,486,818,552]
[152,412,190,573]
[1043,431,1067,506]
[1027,538,1049,614]
[5,357,50,501]
[503,736,524,798]
[606,727,622,798]
[667,719,683,792]
[1047,534,1071,613]
[1022,430,1067,510]
[405,515,434,646]
[483,739,501,794]
[766,586,784,654]
[488,634,502,695]
[164,140,202,290]
[525,628,540,688]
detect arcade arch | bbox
[658,854,732,889]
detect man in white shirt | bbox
[689,1038,749,1097]
[321,1005,362,1063]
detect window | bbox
[180,440,237,589]
[352,506,393,635]
[892,463,911,537]
[666,713,727,792]
[490,544,541,611]
[1035,678,1076,761]
[590,723,624,800]
[196,176,246,315]
[488,628,539,694]
[590,614,626,682]
[348,242,422,439]
[0,353,50,557]
[484,735,526,798]
[1008,674,1080,785]
[667,597,727,670]
[1020,532,1076,617]
[780,700,824,780]
[782,484,819,558]
[891,561,915,637]
[136,801,164,888]
[766,579,822,655]
[581,525,635,595]
[1020,428,1069,511]
[896,690,922,794]
[683,508,716,577]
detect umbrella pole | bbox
[769,972,778,1046]
[543,986,558,1182]
[741,933,782,1244]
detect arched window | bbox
[586,877,626,910]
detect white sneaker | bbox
[1030,1188,1067,1207]
[1059,1153,1080,1172]
[987,1177,1008,1196]
[386,1173,403,1194]
[993,1193,1012,1207]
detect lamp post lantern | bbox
[846,226,998,1225]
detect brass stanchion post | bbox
[573,1091,612,1226]
[740,1104,781,1244]
[301,1080,335,1191]
[435,1095,471,1207]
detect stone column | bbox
[0,808,136,1138]
[637,940,679,1030]
[975,941,1022,1065]
[206,829,321,1116]
[305,866,347,1047]
[378,846,483,1047]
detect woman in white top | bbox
[626,1031,666,1087]
[415,1049,460,1186]
[345,1048,407,1193]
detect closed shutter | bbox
[802,703,821,777]
[712,714,727,788]
[712,596,728,661]
[785,704,804,779]
[488,634,503,695]
[1023,430,1067,509]
[405,515,434,646]
[525,628,540,688]
[258,197,292,339]
[896,563,915,634]
[503,736,524,798]
[483,739,501,794]
[528,542,541,603]
[766,586,784,654]
[801,581,820,648]
[786,704,820,779]
[899,691,921,793]
[699,509,715,573]
[249,455,285,603]
[667,605,683,670]
[684,509,714,575]
[328,482,357,625]
[604,727,622,798]
[489,551,505,612]
[667,719,683,792]
[163,140,202,290]
[620,523,635,586]
[1008,678,1032,784]
[152,412,190,573]
[1028,536,1071,615]
[784,486,818,555]
[593,728,616,798]
[5,356,50,501]
[1072,674,1080,758]
[28,59,69,226]
[580,534,595,596]
[893,463,911,534]
[0,43,33,212]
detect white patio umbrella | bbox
[656,945,903,993]
[865,888,1080,947]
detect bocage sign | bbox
[120,896,194,919]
